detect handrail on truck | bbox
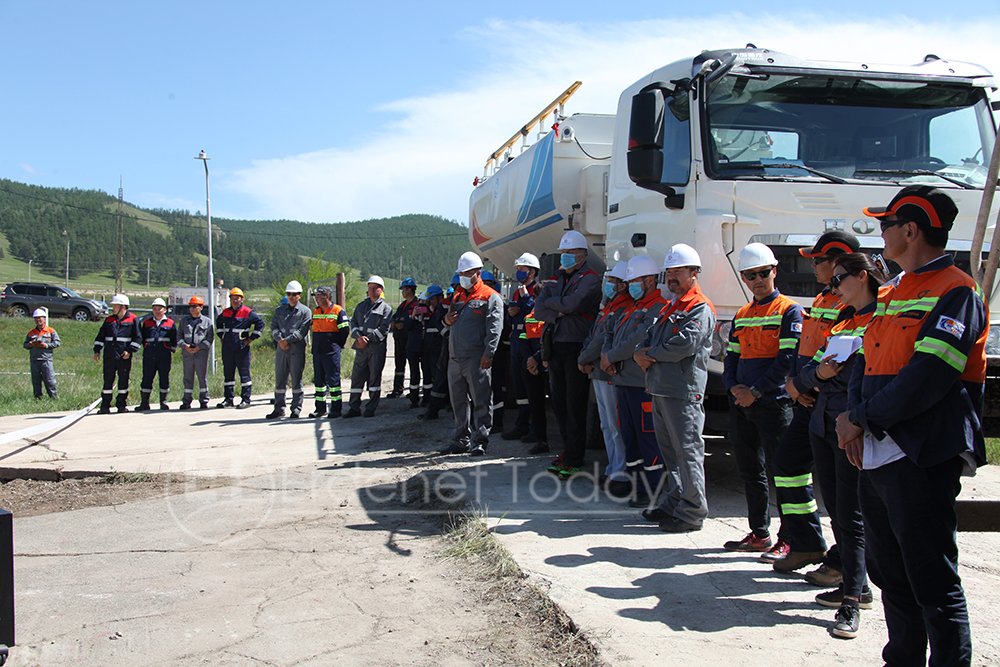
[969,121,1000,297]
[482,81,583,178]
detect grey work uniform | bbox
[179,313,214,406]
[348,297,394,414]
[642,284,716,525]
[271,301,313,412]
[24,325,60,398]
[446,283,504,447]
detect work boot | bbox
[502,428,528,441]
[97,406,112,415]
[199,401,210,410]
[265,408,285,419]
[179,402,192,411]
[236,400,252,410]
[308,403,327,418]
[116,406,129,414]
[343,409,362,419]
[289,410,300,419]
[135,401,151,412]
[217,399,234,409]
[386,390,403,399]
[528,441,550,455]
[773,550,826,573]
[160,403,170,411]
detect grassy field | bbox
[0,316,357,416]
[988,439,1000,466]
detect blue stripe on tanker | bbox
[480,212,564,252]
[515,133,557,227]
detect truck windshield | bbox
[703,72,995,188]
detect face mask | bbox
[559,253,577,270]
[515,270,529,283]
[603,280,616,299]
[628,282,645,300]
[459,275,474,290]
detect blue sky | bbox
[2,1,998,225]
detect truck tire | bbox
[72,308,91,322]
[6,304,28,318]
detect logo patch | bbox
[936,316,966,338]
[791,322,803,333]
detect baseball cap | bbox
[863,185,958,231]
[799,230,860,258]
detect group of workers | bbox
[25,184,984,665]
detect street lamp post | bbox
[63,230,70,288]
[195,150,216,373]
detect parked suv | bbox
[1,282,109,321]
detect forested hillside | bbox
[0,179,472,288]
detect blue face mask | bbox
[559,253,577,270]
[628,282,645,300]
[515,270,529,283]
[603,280,616,299]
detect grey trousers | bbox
[182,349,209,404]
[448,355,493,446]
[31,359,57,398]
[651,394,708,525]
[348,342,387,413]
[274,343,307,411]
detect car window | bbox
[47,287,68,298]
[24,285,46,296]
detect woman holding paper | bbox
[795,252,885,640]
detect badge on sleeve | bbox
[936,316,966,338]
[791,322,803,333]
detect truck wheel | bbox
[72,308,91,322]
[7,304,28,317]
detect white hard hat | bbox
[285,280,303,293]
[457,251,484,272]
[111,294,130,307]
[607,260,629,281]
[513,252,540,269]
[558,230,588,251]
[737,243,778,272]
[626,256,660,281]
[367,275,385,288]
[662,243,702,270]
[151,298,167,307]
[32,308,47,318]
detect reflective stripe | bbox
[774,473,813,488]
[727,342,742,353]
[425,328,440,334]
[349,389,363,394]
[781,500,819,515]
[102,390,113,394]
[914,337,968,372]
[117,389,129,394]
[516,399,529,406]
[626,458,644,467]
[338,322,350,329]
[183,389,193,394]
[241,381,253,387]
[224,381,236,386]
[644,463,665,472]
[733,314,784,328]
[141,388,152,394]
[779,338,798,350]
[877,296,940,316]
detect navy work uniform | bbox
[390,293,418,398]
[94,312,142,412]
[507,278,539,436]
[419,293,445,407]
[216,304,265,405]
[138,313,178,409]
[310,302,350,417]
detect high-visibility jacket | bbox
[312,304,350,354]
[723,289,803,398]
[140,315,178,355]
[848,255,987,467]
[790,288,846,395]
[94,312,142,357]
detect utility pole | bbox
[63,230,69,287]
[115,177,124,294]
[27,259,32,283]
[146,257,151,290]
[195,263,199,286]
[195,150,216,374]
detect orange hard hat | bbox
[188,296,204,306]
[229,287,245,297]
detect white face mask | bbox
[459,275,474,290]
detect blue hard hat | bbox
[425,284,444,298]
[450,272,460,286]
[481,271,496,284]
[400,277,417,288]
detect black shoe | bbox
[200,402,209,410]
[438,442,470,455]
[831,600,861,639]
[386,390,403,399]
[117,406,129,414]
[160,403,170,411]
[659,517,703,533]
[308,409,327,418]
[418,410,438,421]
[363,410,376,418]
[607,480,633,498]
[521,433,538,444]
[628,496,653,509]
[527,441,549,455]
[816,584,874,610]
[502,428,528,441]
[217,400,234,409]
[343,409,362,419]
[328,410,341,419]
[179,403,191,411]
[265,409,285,419]
[470,442,487,457]
[97,407,112,415]
[135,403,150,412]
[641,507,671,523]
[236,400,252,410]
[289,410,300,419]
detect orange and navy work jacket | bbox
[94,312,142,357]
[796,288,845,371]
[141,315,178,355]
[848,255,988,467]
[723,290,803,398]
[312,304,350,354]
[216,305,265,348]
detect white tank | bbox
[469,113,614,272]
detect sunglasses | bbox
[741,268,773,281]
[879,217,909,232]
[812,256,831,266]
[828,272,854,289]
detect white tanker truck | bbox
[470,46,1000,431]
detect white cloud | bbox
[224,14,1000,224]
[20,163,37,175]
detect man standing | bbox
[388,277,419,399]
[267,281,312,419]
[438,252,504,456]
[216,287,265,409]
[722,243,803,552]
[634,244,716,532]
[418,284,446,407]
[309,286,350,418]
[837,186,985,664]
[24,307,60,399]
[93,294,142,414]
[533,230,602,474]
[179,295,214,410]
[346,276,394,418]
[502,252,541,442]
[137,297,178,411]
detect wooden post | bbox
[336,273,345,308]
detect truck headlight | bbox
[986,323,1000,357]
[712,320,732,360]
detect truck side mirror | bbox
[627,88,677,197]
